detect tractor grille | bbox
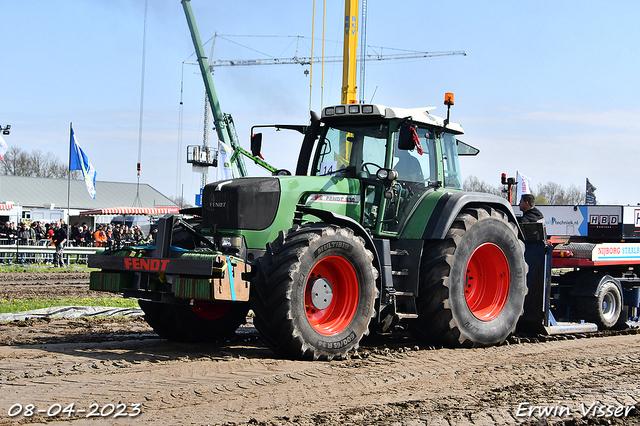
[202,178,280,230]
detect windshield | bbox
[313,123,388,176]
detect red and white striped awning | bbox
[79,207,180,216]
[0,204,15,210]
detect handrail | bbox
[0,245,99,255]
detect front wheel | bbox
[251,224,378,360]
[411,206,527,347]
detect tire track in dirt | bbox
[0,334,639,425]
[1,275,639,425]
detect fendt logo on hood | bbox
[207,201,226,209]
[124,258,170,272]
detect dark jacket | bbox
[17,228,31,245]
[519,207,544,223]
[53,227,67,246]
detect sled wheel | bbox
[575,275,623,329]
[411,206,527,347]
[251,224,378,360]
[139,300,248,343]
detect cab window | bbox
[442,133,462,189]
[314,124,387,176]
[392,126,436,183]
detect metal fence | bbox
[0,240,99,265]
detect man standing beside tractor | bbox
[518,194,544,223]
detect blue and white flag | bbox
[69,126,97,199]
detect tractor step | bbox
[396,313,419,319]
[394,291,414,297]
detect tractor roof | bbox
[321,104,464,135]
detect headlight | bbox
[376,168,398,182]
[221,235,242,249]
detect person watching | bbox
[52,220,67,267]
[518,194,544,223]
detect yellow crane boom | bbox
[342,0,359,104]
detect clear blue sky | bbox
[2,1,639,205]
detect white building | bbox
[0,176,178,226]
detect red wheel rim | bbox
[305,255,359,336]
[191,301,232,320]
[464,243,510,321]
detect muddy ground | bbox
[0,271,639,425]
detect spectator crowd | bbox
[0,219,155,264]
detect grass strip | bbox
[0,298,139,314]
[0,265,96,273]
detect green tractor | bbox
[89,96,528,360]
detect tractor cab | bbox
[305,102,477,236]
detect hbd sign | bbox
[589,215,619,226]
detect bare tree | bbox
[463,175,503,196]
[2,146,29,176]
[537,182,586,205]
[537,182,565,205]
[1,147,80,179]
[170,196,193,209]
[464,176,588,206]
[564,184,585,205]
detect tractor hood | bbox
[202,178,280,231]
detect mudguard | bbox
[296,205,378,259]
[422,192,522,240]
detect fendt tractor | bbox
[88,97,640,360]
[87,0,640,360]
[89,96,535,360]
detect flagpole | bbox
[67,123,72,227]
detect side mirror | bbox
[250,133,263,157]
[397,125,415,150]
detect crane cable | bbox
[309,0,316,111]
[134,0,149,207]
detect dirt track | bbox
[0,271,639,425]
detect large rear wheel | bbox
[138,300,249,343]
[251,224,378,360]
[411,206,527,347]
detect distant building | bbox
[0,176,177,226]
